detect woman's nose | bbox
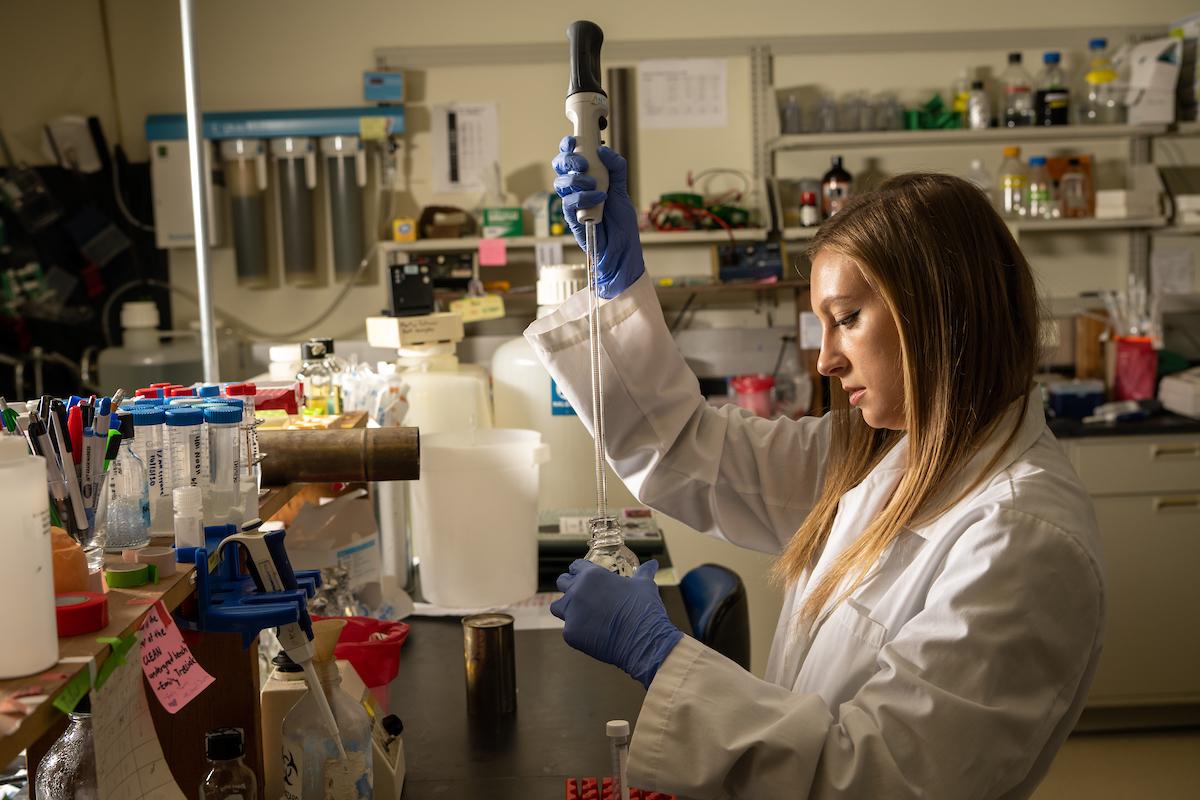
[817,334,847,377]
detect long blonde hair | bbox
[773,173,1040,622]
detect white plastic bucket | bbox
[411,429,550,608]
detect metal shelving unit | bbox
[768,124,1169,153]
[377,228,769,255]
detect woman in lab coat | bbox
[534,138,1106,800]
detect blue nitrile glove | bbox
[550,559,683,688]
[552,136,645,299]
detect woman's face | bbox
[811,249,906,430]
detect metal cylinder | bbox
[606,66,637,208]
[463,613,516,716]
[257,427,419,485]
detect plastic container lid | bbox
[268,345,301,364]
[120,301,159,330]
[205,727,245,761]
[1002,145,1021,158]
[607,720,630,737]
[1043,51,1061,63]
[169,387,195,398]
[133,397,164,407]
[150,383,173,389]
[300,340,327,361]
[1089,38,1107,50]
[131,407,166,426]
[165,407,204,426]
[970,80,984,90]
[536,264,588,307]
[800,191,818,205]
[197,384,221,398]
[211,397,245,409]
[1029,156,1047,166]
[731,374,776,393]
[224,382,257,397]
[203,405,243,425]
[173,485,202,511]
[135,387,163,399]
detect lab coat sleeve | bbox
[524,273,830,554]
[628,508,1105,800]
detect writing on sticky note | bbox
[479,238,507,267]
[139,601,213,714]
[450,294,506,323]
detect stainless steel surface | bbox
[463,613,516,716]
[179,0,219,382]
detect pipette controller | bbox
[218,525,347,759]
[565,20,638,576]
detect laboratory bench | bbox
[1047,410,1200,439]
[391,588,689,800]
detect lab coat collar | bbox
[911,391,1046,537]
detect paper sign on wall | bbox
[432,102,499,194]
[638,59,728,129]
[138,601,213,714]
[479,237,508,266]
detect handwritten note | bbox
[93,647,185,800]
[138,602,213,714]
[479,237,508,267]
[449,294,506,323]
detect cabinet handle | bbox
[1150,444,1200,460]
[1154,497,1200,513]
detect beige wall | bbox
[3,0,1197,675]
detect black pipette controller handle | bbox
[567,20,607,98]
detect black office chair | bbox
[678,563,751,670]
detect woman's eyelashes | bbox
[834,309,861,328]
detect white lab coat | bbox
[525,274,1106,800]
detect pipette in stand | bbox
[565,20,638,577]
[219,527,347,759]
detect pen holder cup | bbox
[1110,336,1158,401]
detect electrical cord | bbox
[111,156,155,232]
[101,242,380,345]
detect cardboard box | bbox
[481,207,523,238]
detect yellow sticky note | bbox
[449,295,506,323]
[359,116,389,141]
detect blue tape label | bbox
[551,379,577,416]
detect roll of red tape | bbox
[55,592,109,637]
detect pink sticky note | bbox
[138,601,213,714]
[479,237,508,267]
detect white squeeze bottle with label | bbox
[998,146,1028,219]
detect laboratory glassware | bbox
[966,81,990,129]
[131,407,167,535]
[1035,51,1070,126]
[1001,52,1035,127]
[280,619,373,800]
[205,403,242,519]
[608,719,631,800]
[799,191,821,227]
[173,485,204,548]
[271,136,320,287]
[165,406,204,492]
[311,337,346,415]
[320,135,368,282]
[781,95,803,134]
[1026,157,1054,220]
[104,412,150,551]
[821,156,853,218]
[998,146,1028,218]
[1083,38,1124,124]
[965,158,995,207]
[297,340,341,416]
[565,19,639,577]
[1061,158,1091,218]
[200,727,258,800]
[951,67,972,118]
[34,696,97,799]
[221,138,271,288]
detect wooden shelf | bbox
[0,563,196,769]
[769,124,1167,152]
[380,228,769,254]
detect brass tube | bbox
[257,427,419,485]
